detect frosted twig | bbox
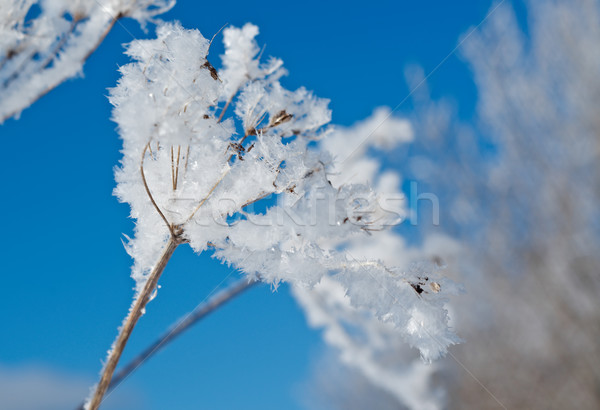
[174,145,181,190]
[87,236,181,410]
[1,12,122,122]
[76,277,256,410]
[141,142,176,237]
[186,168,230,222]
[217,97,233,123]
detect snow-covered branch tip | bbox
[0,0,175,123]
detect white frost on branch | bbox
[219,23,283,101]
[0,0,175,122]
[292,106,461,408]
[110,22,460,362]
[400,1,600,407]
[294,277,443,410]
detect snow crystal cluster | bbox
[294,276,444,410]
[0,0,174,122]
[110,22,459,361]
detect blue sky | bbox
[0,1,498,408]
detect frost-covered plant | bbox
[0,0,174,122]
[293,110,461,409]
[86,22,460,409]
[295,275,444,410]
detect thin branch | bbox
[186,169,230,222]
[141,143,176,237]
[175,145,181,190]
[2,47,40,88]
[3,17,79,89]
[87,236,180,410]
[147,143,154,159]
[40,17,80,70]
[0,41,27,72]
[82,13,122,62]
[170,145,176,190]
[207,23,229,54]
[240,191,271,209]
[217,97,233,123]
[183,145,191,173]
[104,278,256,408]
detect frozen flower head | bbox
[111,22,331,284]
[110,22,459,361]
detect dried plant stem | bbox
[87,237,180,410]
[186,169,230,222]
[217,97,232,123]
[183,145,191,173]
[141,143,177,237]
[174,145,181,190]
[77,278,255,410]
[109,278,255,396]
[171,145,175,189]
[170,145,182,190]
[41,17,80,70]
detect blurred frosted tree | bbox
[302,1,600,409]
[402,0,600,408]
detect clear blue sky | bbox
[0,1,498,408]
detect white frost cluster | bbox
[219,23,283,100]
[110,22,459,362]
[322,106,413,188]
[294,277,444,410]
[294,108,460,408]
[0,0,174,122]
